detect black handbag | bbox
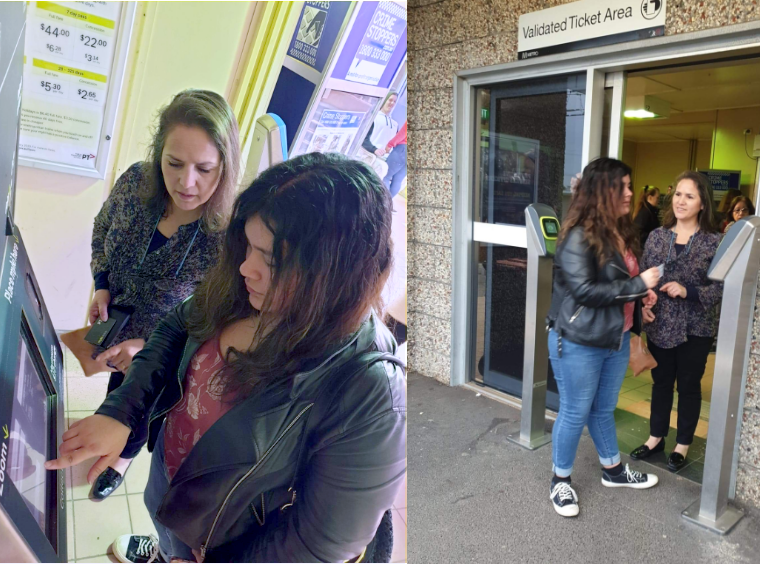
[283,350,406,563]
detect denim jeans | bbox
[382,144,407,198]
[548,330,630,477]
[143,422,195,562]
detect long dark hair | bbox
[559,157,639,262]
[633,186,659,218]
[186,152,393,400]
[662,171,717,233]
[142,89,240,231]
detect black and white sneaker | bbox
[601,464,659,489]
[112,534,162,563]
[550,481,580,517]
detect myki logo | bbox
[641,0,662,20]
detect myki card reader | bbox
[526,203,560,257]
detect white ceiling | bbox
[623,59,760,143]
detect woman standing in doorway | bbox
[633,186,661,248]
[631,171,722,472]
[87,89,240,500]
[546,158,661,518]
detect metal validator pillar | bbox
[508,204,560,450]
[682,216,760,534]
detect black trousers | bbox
[107,371,149,459]
[648,336,713,445]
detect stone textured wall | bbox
[407,0,760,505]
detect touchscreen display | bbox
[9,331,51,538]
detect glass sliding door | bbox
[471,73,587,410]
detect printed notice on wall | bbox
[18,1,121,169]
[306,110,365,155]
[346,1,406,86]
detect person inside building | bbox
[85,89,240,501]
[46,153,407,564]
[362,91,400,159]
[723,195,755,233]
[631,171,723,471]
[633,185,661,248]
[383,120,407,198]
[716,188,743,230]
[546,157,661,518]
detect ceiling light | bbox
[624,109,656,119]
[625,95,671,119]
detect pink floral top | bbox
[623,250,639,332]
[164,336,231,480]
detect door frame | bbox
[452,21,760,390]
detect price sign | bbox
[19,1,122,169]
[37,79,65,98]
[76,87,100,104]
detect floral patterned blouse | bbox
[164,336,231,480]
[90,162,223,346]
[641,227,723,349]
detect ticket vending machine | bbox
[0,2,68,561]
[0,227,67,563]
[682,216,760,534]
[507,203,560,450]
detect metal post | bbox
[508,207,554,450]
[682,217,760,534]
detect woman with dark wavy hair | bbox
[86,89,240,501]
[545,157,661,518]
[47,153,406,564]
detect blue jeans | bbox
[548,330,630,477]
[383,144,407,198]
[143,423,195,562]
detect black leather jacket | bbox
[96,298,407,562]
[547,227,648,350]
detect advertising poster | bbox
[697,169,742,201]
[346,1,407,86]
[18,1,121,169]
[306,109,366,155]
[490,134,539,226]
[286,1,350,73]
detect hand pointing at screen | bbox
[45,414,131,485]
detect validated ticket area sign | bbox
[518,0,666,60]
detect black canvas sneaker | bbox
[112,534,163,563]
[550,481,580,517]
[601,463,659,489]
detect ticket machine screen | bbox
[9,325,52,540]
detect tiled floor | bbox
[61,344,407,563]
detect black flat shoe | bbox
[90,467,125,501]
[630,440,665,460]
[667,452,687,472]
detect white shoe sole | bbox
[552,502,580,517]
[601,473,659,489]
[111,539,130,563]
